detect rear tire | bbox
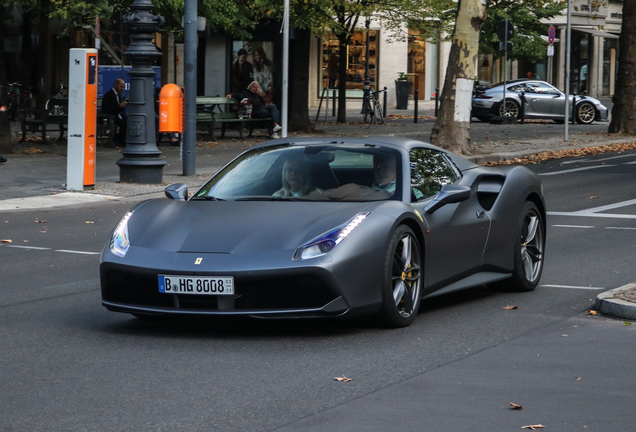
[476,116,491,122]
[376,225,422,328]
[498,99,520,119]
[490,201,545,292]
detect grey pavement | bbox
[1,97,634,320]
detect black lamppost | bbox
[116,0,166,184]
[360,18,373,122]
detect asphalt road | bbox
[2,149,636,432]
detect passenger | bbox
[372,154,397,193]
[273,156,322,197]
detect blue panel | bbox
[98,66,162,98]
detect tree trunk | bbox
[34,0,51,110]
[289,28,313,133]
[430,0,486,154]
[608,0,636,134]
[0,7,13,155]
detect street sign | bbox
[499,42,514,52]
[548,26,555,45]
[497,20,514,41]
[547,45,554,57]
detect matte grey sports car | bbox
[472,79,608,124]
[101,137,546,328]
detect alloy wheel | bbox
[520,210,544,283]
[391,233,421,318]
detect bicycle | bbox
[6,82,32,121]
[362,86,385,124]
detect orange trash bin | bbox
[159,84,183,133]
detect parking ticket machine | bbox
[67,48,98,191]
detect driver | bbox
[372,154,397,194]
[273,156,323,197]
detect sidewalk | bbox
[1,100,635,319]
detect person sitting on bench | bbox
[227,81,282,139]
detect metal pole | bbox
[383,86,387,118]
[361,18,372,122]
[281,0,289,137]
[564,0,572,141]
[414,90,418,123]
[332,88,336,117]
[183,0,197,176]
[502,19,508,118]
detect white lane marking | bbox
[560,154,636,165]
[7,245,51,250]
[55,250,101,255]
[548,212,636,219]
[541,284,606,290]
[0,192,119,211]
[551,225,594,228]
[606,227,636,230]
[580,198,636,214]
[538,165,616,176]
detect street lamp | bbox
[360,18,373,122]
[116,0,166,184]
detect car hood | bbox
[127,199,379,254]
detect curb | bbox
[595,283,636,320]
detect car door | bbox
[409,148,491,290]
[523,82,561,117]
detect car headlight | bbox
[109,211,133,257]
[294,213,369,260]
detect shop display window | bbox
[320,30,379,93]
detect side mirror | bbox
[424,184,471,214]
[165,183,188,201]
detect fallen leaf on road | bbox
[35,220,47,223]
[587,310,598,315]
[85,221,95,224]
[1,239,12,243]
[334,376,353,382]
[509,403,523,410]
[522,425,545,430]
[503,305,518,310]
[625,322,633,326]
[562,334,568,337]
[590,196,599,199]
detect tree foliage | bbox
[480,0,566,61]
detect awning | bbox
[572,27,619,39]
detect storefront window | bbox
[407,29,426,100]
[320,31,379,94]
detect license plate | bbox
[158,275,234,295]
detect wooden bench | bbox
[20,97,116,147]
[21,97,68,144]
[196,96,272,141]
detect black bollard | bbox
[383,86,387,118]
[332,88,336,117]
[434,88,439,117]
[414,90,419,123]
[519,91,526,124]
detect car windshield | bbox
[192,144,403,202]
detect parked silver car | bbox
[472,79,609,124]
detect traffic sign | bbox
[497,20,514,41]
[548,26,555,45]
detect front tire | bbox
[376,225,422,328]
[490,201,545,292]
[576,101,596,124]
